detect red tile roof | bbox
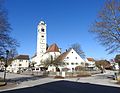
[14,55,29,60]
[56,49,71,62]
[87,58,94,61]
[7,55,29,66]
[46,43,59,53]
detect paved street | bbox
[0,70,120,93]
[0,80,120,93]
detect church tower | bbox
[37,21,47,55]
[36,21,47,65]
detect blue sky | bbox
[4,0,116,60]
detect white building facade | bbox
[7,55,29,73]
[85,58,96,69]
[58,48,85,72]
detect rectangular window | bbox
[36,68,39,70]
[50,65,52,67]
[76,63,78,65]
[32,68,35,70]
[71,63,74,65]
[67,63,69,65]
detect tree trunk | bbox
[118,62,120,74]
[3,65,7,85]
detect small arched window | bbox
[41,35,44,38]
[41,28,44,32]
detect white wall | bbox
[62,49,85,72]
[85,59,95,68]
[7,59,29,73]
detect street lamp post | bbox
[3,50,9,84]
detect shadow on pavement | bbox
[7,75,46,84]
[1,80,120,93]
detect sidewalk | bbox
[65,71,120,88]
[0,77,58,92]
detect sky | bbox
[4,0,116,60]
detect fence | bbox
[48,70,101,77]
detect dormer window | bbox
[41,28,44,32]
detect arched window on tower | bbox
[41,28,44,32]
[41,35,44,38]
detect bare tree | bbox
[41,54,64,72]
[90,0,120,54]
[70,43,85,58]
[0,1,19,85]
[95,60,110,73]
[0,1,19,57]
